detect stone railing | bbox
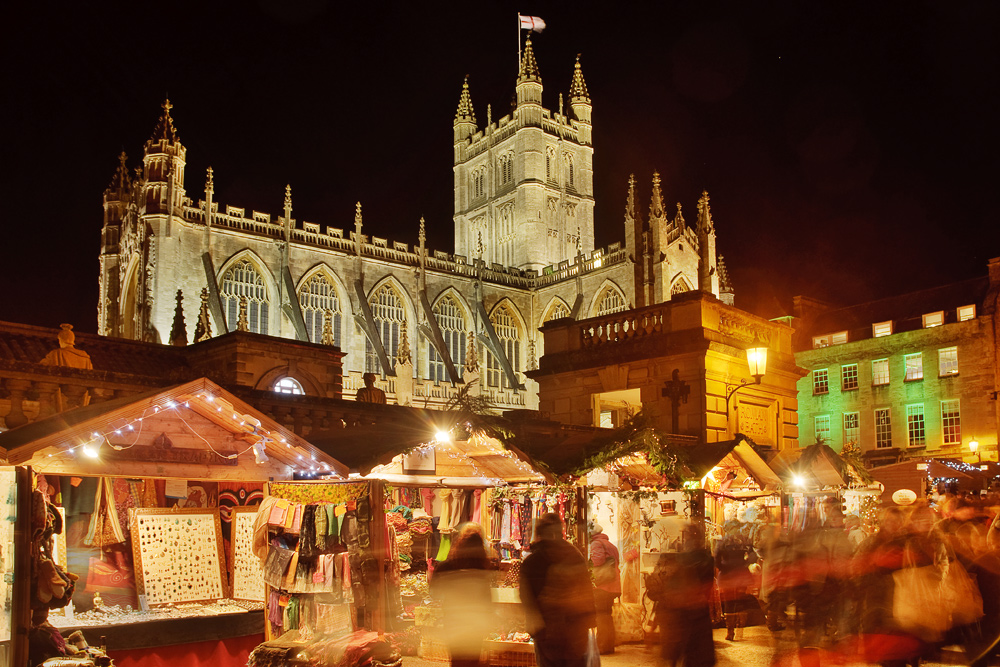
[580,306,667,348]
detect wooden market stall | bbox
[0,377,348,667]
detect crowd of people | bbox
[426,495,1000,667]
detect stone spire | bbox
[465,331,479,373]
[194,288,212,342]
[150,98,179,143]
[321,311,335,346]
[205,166,214,197]
[625,174,639,220]
[568,54,590,103]
[697,190,714,233]
[718,255,733,293]
[169,290,187,346]
[236,296,250,332]
[396,323,411,365]
[672,202,685,230]
[649,171,665,221]
[518,36,541,82]
[105,151,131,195]
[455,76,476,124]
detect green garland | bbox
[568,411,688,485]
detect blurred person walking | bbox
[588,522,620,654]
[520,513,597,667]
[429,523,495,667]
[715,520,757,641]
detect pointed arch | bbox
[217,249,276,335]
[670,274,692,296]
[365,275,416,375]
[296,264,352,346]
[120,255,141,339]
[429,287,472,384]
[540,296,572,327]
[486,298,527,390]
[588,280,628,318]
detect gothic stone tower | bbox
[453,40,595,273]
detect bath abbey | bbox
[97,38,733,411]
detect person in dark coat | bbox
[520,513,597,667]
[715,520,757,641]
[654,521,717,667]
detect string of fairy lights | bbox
[39,392,342,479]
[368,427,544,486]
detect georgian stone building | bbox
[793,258,1000,465]
[98,39,733,410]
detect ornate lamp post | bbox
[725,334,769,419]
[969,438,980,463]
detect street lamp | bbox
[969,439,980,462]
[725,334,769,418]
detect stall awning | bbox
[730,441,783,492]
[0,377,348,480]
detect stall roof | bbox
[769,443,870,489]
[0,377,348,480]
[366,431,549,487]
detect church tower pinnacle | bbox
[454,76,477,146]
[515,36,543,120]
[142,99,187,218]
[568,55,592,145]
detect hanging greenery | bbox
[566,411,688,485]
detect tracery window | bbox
[298,273,342,345]
[544,301,569,322]
[670,278,691,295]
[273,377,304,395]
[565,153,575,187]
[429,296,467,384]
[221,259,269,334]
[487,304,521,389]
[546,147,554,181]
[595,287,627,316]
[498,153,514,186]
[366,284,405,375]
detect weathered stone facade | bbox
[528,291,804,450]
[98,43,733,412]
[793,258,1000,464]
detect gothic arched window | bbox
[565,153,575,187]
[487,304,521,390]
[544,301,570,322]
[221,259,269,334]
[298,273,342,345]
[430,295,467,384]
[546,146,555,182]
[595,286,627,317]
[670,277,692,296]
[366,284,405,375]
[273,377,304,395]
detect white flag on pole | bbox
[519,15,546,32]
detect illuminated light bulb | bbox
[82,444,99,458]
[137,417,143,422]
[92,432,100,439]
[792,474,806,488]
[297,455,303,460]
[47,453,53,458]
[217,406,222,412]
[435,430,451,444]
[184,401,190,408]
[115,430,121,435]
[127,425,134,431]
[166,401,176,408]
[154,406,160,413]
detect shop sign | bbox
[403,448,435,474]
[891,488,917,505]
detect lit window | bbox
[812,335,830,349]
[842,364,859,391]
[957,305,976,322]
[595,287,627,316]
[299,273,342,345]
[366,284,405,375]
[221,259,269,334]
[429,296,467,384]
[274,377,304,395]
[814,415,831,444]
[487,304,521,389]
[906,404,925,447]
[843,412,859,447]
[938,347,958,376]
[872,358,890,386]
[831,331,848,345]
[904,353,923,381]
[813,369,829,395]
[922,311,944,328]
[875,408,892,448]
[873,321,893,337]
[544,301,569,322]
[941,399,961,445]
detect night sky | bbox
[5,1,998,332]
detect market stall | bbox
[245,427,559,667]
[0,378,348,667]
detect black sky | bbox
[4,1,998,332]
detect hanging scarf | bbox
[84,478,126,548]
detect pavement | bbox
[402,626,976,667]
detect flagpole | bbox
[517,13,521,71]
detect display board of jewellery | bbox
[231,507,265,602]
[129,508,226,606]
